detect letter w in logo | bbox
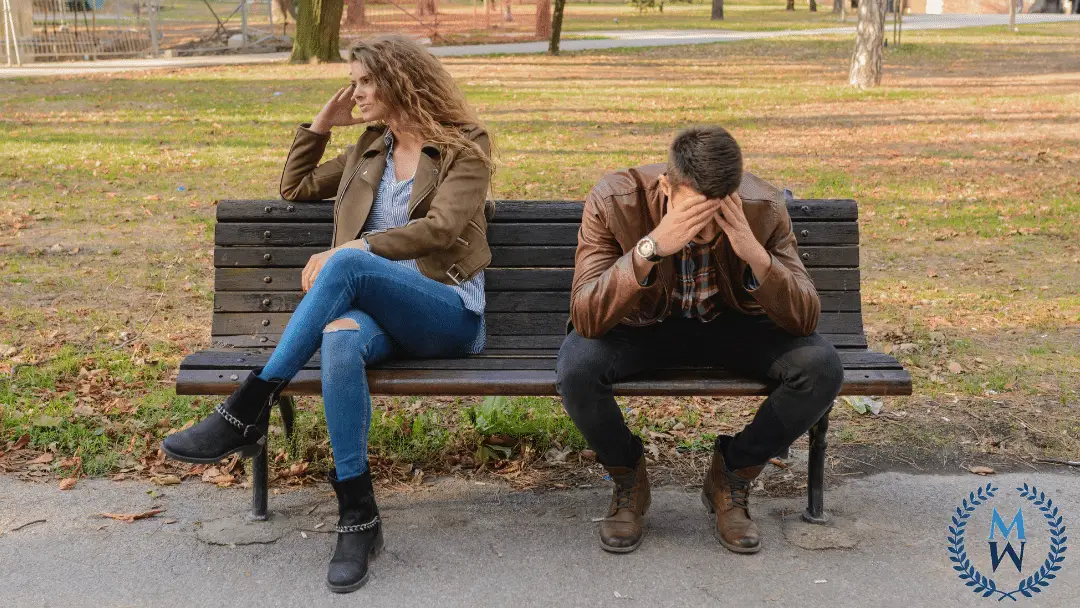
[987,507,1027,573]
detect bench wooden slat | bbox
[176,367,910,397]
[215,199,858,223]
[216,221,859,248]
[181,348,904,371]
[210,310,865,338]
[214,267,861,292]
[217,245,859,269]
[213,290,863,314]
[209,332,871,350]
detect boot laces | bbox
[615,485,634,510]
[727,472,751,511]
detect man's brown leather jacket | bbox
[279,123,492,285]
[570,163,821,338]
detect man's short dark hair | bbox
[667,127,743,199]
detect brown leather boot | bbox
[598,455,651,553]
[702,437,765,554]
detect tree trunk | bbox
[345,0,367,26]
[712,0,724,19]
[1008,0,1016,30]
[503,0,514,21]
[549,0,566,54]
[810,0,817,10]
[787,0,795,10]
[851,0,858,7]
[1029,0,1063,11]
[276,0,298,22]
[290,0,346,63]
[536,0,552,38]
[833,0,842,11]
[418,0,438,17]
[849,0,886,88]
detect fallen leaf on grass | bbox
[59,478,77,490]
[842,396,882,415]
[968,466,995,476]
[10,435,31,451]
[29,453,54,465]
[768,458,790,469]
[948,361,963,374]
[100,509,165,523]
[150,475,181,486]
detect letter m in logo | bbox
[987,507,1027,573]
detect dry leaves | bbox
[59,478,77,490]
[28,453,54,465]
[100,509,165,523]
[150,474,181,486]
[968,466,995,476]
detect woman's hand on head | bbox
[310,85,366,134]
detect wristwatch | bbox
[635,235,663,263]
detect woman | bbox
[162,35,494,593]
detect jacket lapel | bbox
[333,130,388,247]
[408,144,442,216]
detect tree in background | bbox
[418,0,438,17]
[810,0,817,11]
[344,0,367,27]
[503,0,514,22]
[536,0,552,39]
[712,0,724,19]
[549,0,567,54]
[291,0,346,63]
[787,0,795,10]
[849,0,886,88]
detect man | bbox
[556,127,843,554]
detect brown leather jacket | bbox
[279,123,493,285]
[570,163,820,339]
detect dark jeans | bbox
[556,314,844,471]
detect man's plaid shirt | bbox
[671,241,722,321]
[670,240,761,322]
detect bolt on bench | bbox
[176,198,912,523]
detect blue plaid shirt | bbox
[361,131,486,353]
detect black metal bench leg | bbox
[802,408,831,524]
[248,395,293,521]
[250,444,269,521]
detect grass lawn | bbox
[1,22,1078,488]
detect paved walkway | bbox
[2,13,1077,78]
[1,469,1078,607]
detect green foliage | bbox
[464,396,587,452]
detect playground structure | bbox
[1,0,553,64]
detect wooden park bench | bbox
[176,197,912,524]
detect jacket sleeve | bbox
[279,124,352,201]
[745,203,821,336]
[365,132,491,260]
[569,187,664,339]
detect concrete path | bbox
[3,13,1077,78]
[1,469,1077,607]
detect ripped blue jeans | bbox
[257,248,482,481]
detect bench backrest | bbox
[211,199,863,350]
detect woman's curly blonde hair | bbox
[348,35,495,174]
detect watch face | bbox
[637,238,655,258]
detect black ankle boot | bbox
[327,468,383,593]
[161,367,289,464]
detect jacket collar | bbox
[356,125,442,215]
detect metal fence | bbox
[1,0,554,64]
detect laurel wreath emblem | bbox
[946,482,1069,601]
